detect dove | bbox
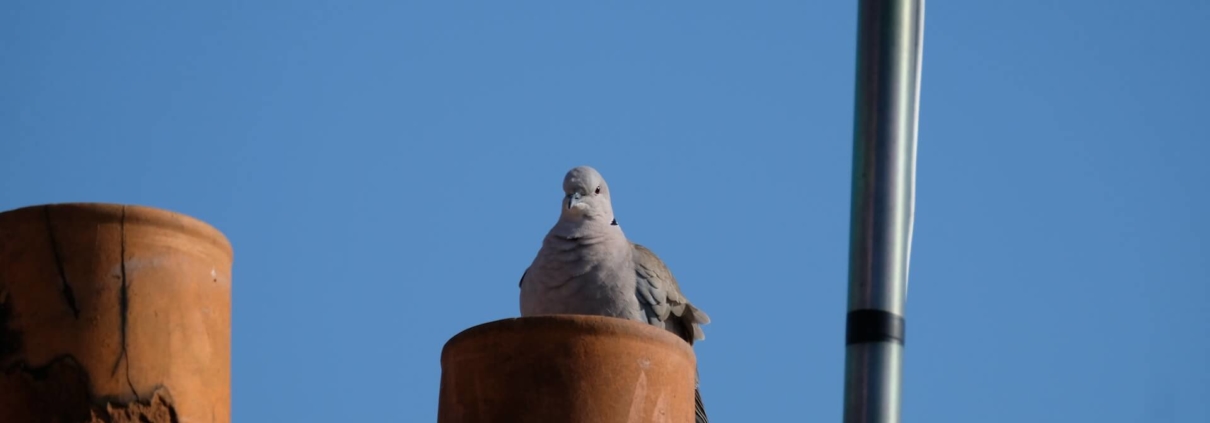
[519,165,711,423]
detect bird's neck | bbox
[551,216,621,240]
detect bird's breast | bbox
[520,238,641,321]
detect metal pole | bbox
[843,0,924,422]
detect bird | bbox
[519,165,711,423]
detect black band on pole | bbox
[845,309,906,346]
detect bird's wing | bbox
[631,242,710,344]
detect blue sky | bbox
[2,1,1207,421]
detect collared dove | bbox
[519,165,711,423]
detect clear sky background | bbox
[2,1,1207,422]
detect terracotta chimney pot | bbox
[439,315,698,423]
[0,203,232,423]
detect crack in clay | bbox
[89,389,178,423]
[2,355,178,423]
[109,206,138,401]
[0,290,21,361]
[43,206,81,319]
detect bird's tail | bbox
[695,387,708,423]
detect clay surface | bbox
[439,315,698,423]
[0,203,232,423]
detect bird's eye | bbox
[594,186,601,194]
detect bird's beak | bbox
[567,192,583,210]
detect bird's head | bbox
[560,166,617,225]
